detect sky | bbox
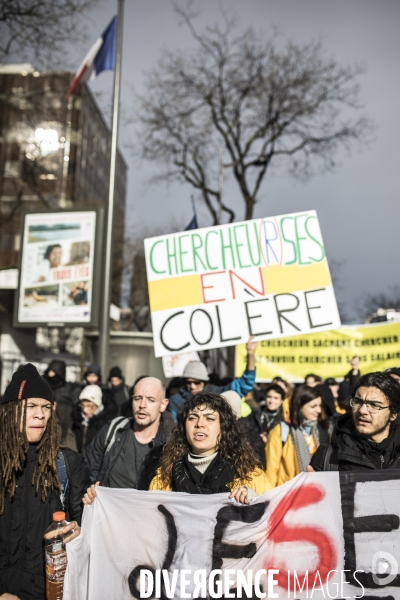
[65,1,400,322]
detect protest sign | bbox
[64,471,400,599]
[236,321,400,381]
[14,209,103,327]
[144,211,340,357]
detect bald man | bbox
[84,377,174,491]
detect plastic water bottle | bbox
[44,511,68,600]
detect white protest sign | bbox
[144,211,340,357]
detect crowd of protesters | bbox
[1,344,400,599]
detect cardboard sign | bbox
[236,321,400,382]
[145,211,340,357]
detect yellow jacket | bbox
[265,423,317,488]
[282,397,290,422]
[149,466,272,495]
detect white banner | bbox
[64,471,400,599]
[144,211,341,358]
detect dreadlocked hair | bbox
[157,391,261,488]
[0,399,61,515]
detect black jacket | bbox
[44,360,78,431]
[243,405,283,468]
[0,446,89,600]
[72,391,118,453]
[311,412,400,471]
[84,412,175,490]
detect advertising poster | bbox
[235,321,400,381]
[16,210,98,326]
[145,210,341,357]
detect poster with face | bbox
[17,211,97,325]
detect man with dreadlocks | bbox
[0,363,89,600]
[149,391,271,502]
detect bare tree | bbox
[359,286,400,322]
[0,0,103,67]
[136,7,372,224]
[120,221,183,332]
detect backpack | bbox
[104,417,130,454]
[280,421,290,444]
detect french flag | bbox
[66,16,117,100]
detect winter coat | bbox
[266,422,329,488]
[44,360,78,431]
[84,412,175,489]
[58,423,78,452]
[149,466,271,495]
[72,391,117,454]
[243,405,283,468]
[310,413,400,472]
[108,378,130,408]
[168,368,256,420]
[0,446,89,600]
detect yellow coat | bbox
[149,466,272,495]
[265,423,317,488]
[282,397,290,422]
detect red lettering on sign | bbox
[266,483,337,591]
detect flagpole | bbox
[99,0,124,378]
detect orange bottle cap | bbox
[53,511,66,521]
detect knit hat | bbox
[221,390,242,419]
[2,363,54,405]
[108,366,123,380]
[79,385,103,408]
[182,361,209,382]
[85,364,101,379]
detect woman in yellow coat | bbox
[265,385,328,488]
[150,391,271,503]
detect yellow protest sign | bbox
[235,321,400,381]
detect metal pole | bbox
[99,0,124,378]
[218,144,224,225]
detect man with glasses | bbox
[309,372,400,471]
[167,337,257,420]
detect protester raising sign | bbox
[144,211,341,357]
[236,321,400,381]
[64,471,400,599]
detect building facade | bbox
[0,63,127,305]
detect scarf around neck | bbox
[172,452,236,494]
[291,420,320,473]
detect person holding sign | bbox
[265,385,328,487]
[167,337,257,420]
[149,391,271,502]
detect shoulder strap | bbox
[280,421,290,444]
[323,444,338,471]
[104,417,130,454]
[57,449,70,512]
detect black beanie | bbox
[109,366,123,380]
[2,363,54,405]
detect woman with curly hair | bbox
[149,391,271,503]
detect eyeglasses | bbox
[350,397,390,415]
[186,380,202,386]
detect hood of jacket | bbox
[44,359,66,388]
[332,412,400,468]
